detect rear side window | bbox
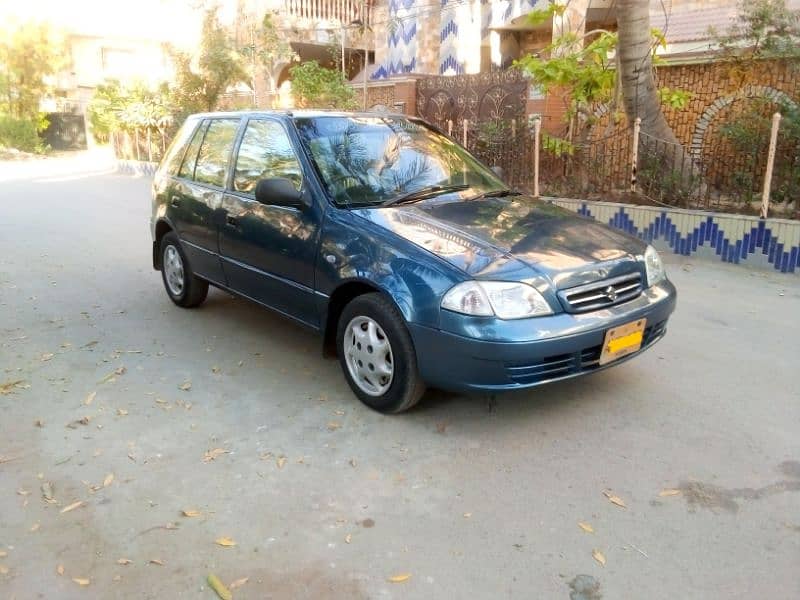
[160,118,200,176]
[193,118,240,188]
[177,120,208,180]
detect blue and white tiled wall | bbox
[552,199,800,275]
[372,0,418,79]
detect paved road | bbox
[1,159,799,599]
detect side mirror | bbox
[254,178,304,208]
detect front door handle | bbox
[170,195,181,208]
[226,215,238,227]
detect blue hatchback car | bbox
[151,111,677,413]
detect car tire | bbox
[159,232,208,308]
[336,293,426,414]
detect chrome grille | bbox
[559,272,643,314]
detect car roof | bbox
[189,109,412,121]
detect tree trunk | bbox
[616,1,679,144]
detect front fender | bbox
[315,208,466,327]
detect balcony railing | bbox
[284,0,371,26]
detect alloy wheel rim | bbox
[164,245,185,297]
[344,316,394,397]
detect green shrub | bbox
[0,115,43,152]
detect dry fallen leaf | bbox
[179,381,191,391]
[0,379,25,395]
[66,416,91,428]
[0,551,6,558]
[345,534,352,544]
[182,509,202,518]
[208,573,232,600]
[149,559,165,566]
[84,391,96,406]
[228,577,249,590]
[592,549,606,567]
[603,490,627,508]
[41,481,55,503]
[103,473,114,487]
[117,559,132,565]
[276,456,286,469]
[60,500,85,514]
[117,408,128,416]
[203,448,229,462]
[463,512,472,518]
[659,488,681,497]
[578,522,595,534]
[215,537,237,547]
[388,573,412,583]
[327,421,341,431]
[72,577,90,586]
[34,419,44,427]
[100,366,126,384]
[30,522,40,532]
[41,353,55,361]
[0,565,9,575]
[348,458,357,468]
[57,564,64,576]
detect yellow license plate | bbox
[599,318,646,366]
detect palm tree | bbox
[616,0,680,146]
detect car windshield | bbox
[294,115,507,207]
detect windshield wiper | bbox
[382,184,470,207]
[467,188,521,200]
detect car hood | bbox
[353,196,646,288]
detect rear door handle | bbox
[170,196,181,208]
[226,215,238,227]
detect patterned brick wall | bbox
[656,59,800,149]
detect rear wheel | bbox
[159,232,208,308]
[336,293,426,413]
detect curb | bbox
[116,159,157,177]
[549,197,799,275]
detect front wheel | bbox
[336,293,426,414]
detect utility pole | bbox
[362,0,368,110]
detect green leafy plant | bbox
[658,87,694,110]
[0,115,44,153]
[289,61,358,109]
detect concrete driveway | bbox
[1,158,799,599]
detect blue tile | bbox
[740,236,748,260]
[781,252,789,273]
[735,240,743,262]
[748,229,756,253]
[716,232,724,255]
[757,220,765,246]
[721,239,729,260]
[774,243,784,269]
[698,221,706,244]
[788,247,797,273]
[762,229,772,254]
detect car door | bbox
[219,117,322,327]
[169,117,240,285]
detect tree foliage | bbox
[169,7,247,115]
[239,11,297,105]
[289,61,358,109]
[516,4,687,143]
[0,21,65,121]
[712,0,800,64]
[87,79,172,143]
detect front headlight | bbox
[643,245,666,287]
[441,281,553,319]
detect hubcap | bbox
[344,316,394,396]
[163,245,185,297]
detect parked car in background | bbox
[151,111,677,413]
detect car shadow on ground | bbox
[186,287,640,430]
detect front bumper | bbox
[409,280,677,392]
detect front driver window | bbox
[233,120,303,194]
